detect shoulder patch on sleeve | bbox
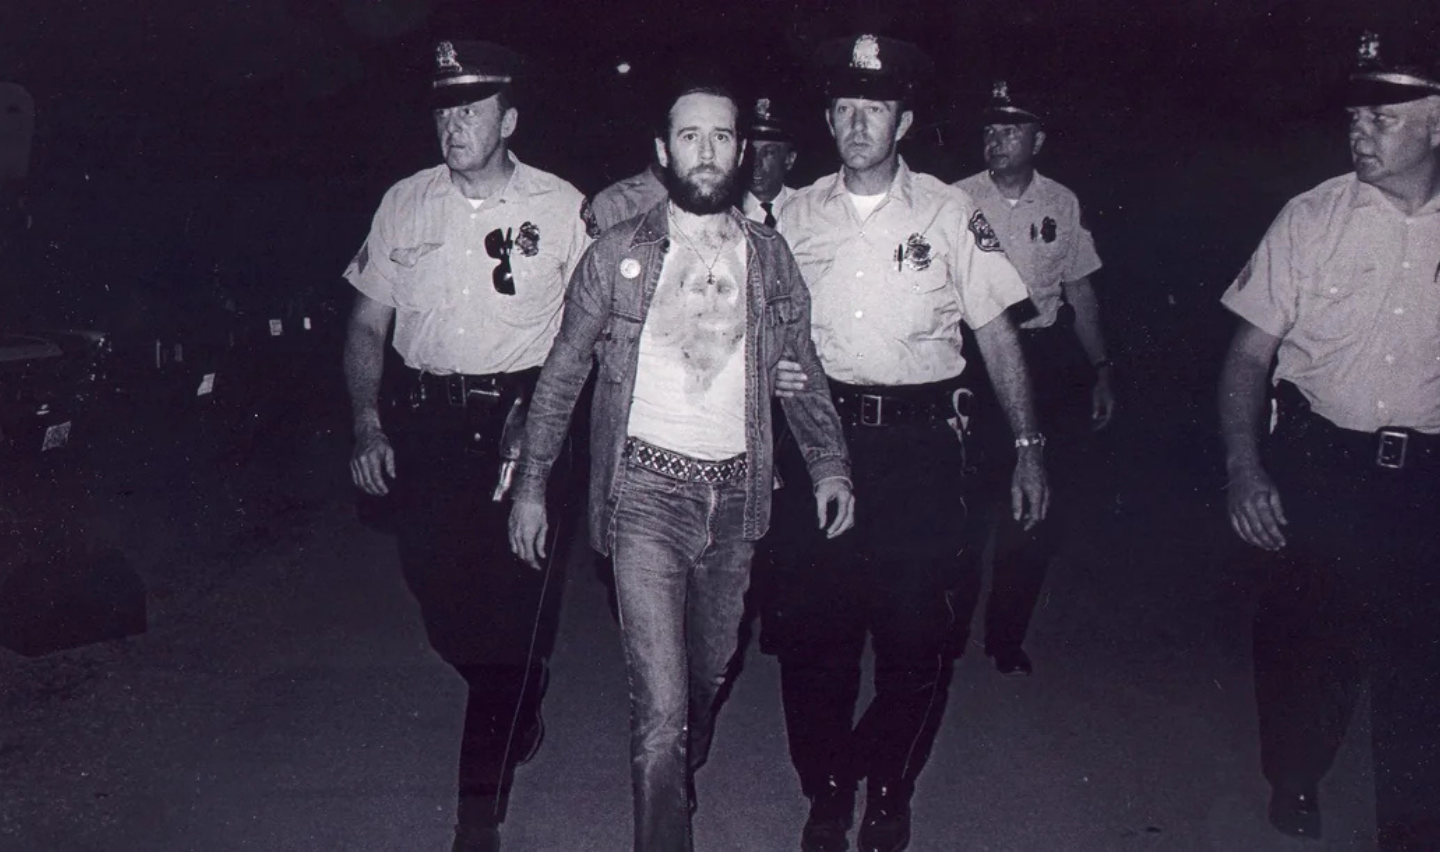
[580,198,601,238]
[968,211,1003,253]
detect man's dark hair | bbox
[655,79,744,139]
[826,95,911,114]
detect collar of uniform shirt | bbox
[823,156,917,210]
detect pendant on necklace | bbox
[706,272,715,287]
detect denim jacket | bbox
[513,202,850,554]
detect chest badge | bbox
[901,232,933,271]
[516,221,541,257]
[1040,216,1057,243]
[620,258,642,279]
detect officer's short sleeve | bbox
[1220,204,1299,338]
[953,204,1029,329]
[343,187,403,308]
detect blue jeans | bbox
[610,458,755,852]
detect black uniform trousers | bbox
[954,317,1092,655]
[384,367,573,831]
[1254,386,1440,850]
[761,380,966,802]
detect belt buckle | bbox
[1376,428,1408,469]
[860,394,884,427]
[445,375,465,407]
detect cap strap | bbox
[434,74,511,88]
[1351,71,1440,93]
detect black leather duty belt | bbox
[828,379,958,428]
[404,366,540,409]
[1273,382,1440,472]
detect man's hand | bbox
[815,477,855,538]
[1092,371,1116,431]
[1227,465,1287,550]
[350,425,396,496]
[775,358,809,398]
[509,498,550,570]
[1011,450,1050,531]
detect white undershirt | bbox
[848,191,887,221]
[627,237,748,460]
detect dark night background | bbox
[2,0,1419,354]
[3,2,1439,848]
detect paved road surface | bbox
[0,389,1381,851]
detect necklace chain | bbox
[668,210,731,287]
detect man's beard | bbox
[663,161,739,215]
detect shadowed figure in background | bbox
[1218,26,1440,851]
[952,79,1116,677]
[341,40,591,852]
[509,77,853,852]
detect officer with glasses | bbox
[342,39,590,852]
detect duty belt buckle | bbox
[860,394,884,427]
[1376,429,1408,469]
[446,375,465,407]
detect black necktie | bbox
[760,201,775,228]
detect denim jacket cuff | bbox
[807,456,851,489]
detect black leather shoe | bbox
[857,786,911,852]
[988,646,1032,676]
[1268,783,1321,840]
[801,778,855,852]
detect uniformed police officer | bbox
[586,162,669,235]
[768,35,1048,852]
[741,96,799,227]
[1218,28,1440,850]
[953,81,1114,676]
[342,40,590,852]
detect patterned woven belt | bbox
[624,437,748,483]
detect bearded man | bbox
[508,78,854,852]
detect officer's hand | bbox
[1011,450,1050,531]
[775,359,809,398]
[1092,372,1116,431]
[350,425,396,496]
[815,477,855,538]
[1227,465,1288,551]
[509,498,550,570]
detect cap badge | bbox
[1357,30,1382,67]
[851,35,882,71]
[992,80,1011,103]
[755,97,772,120]
[436,41,462,73]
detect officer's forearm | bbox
[1062,277,1109,367]
[344,316,388,435]
[973,312,1040,438]
[1218,321,1282,476]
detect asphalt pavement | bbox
[0,373,1383,851]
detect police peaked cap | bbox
[431,39,523,109]
[1345,27,1440,107]
[815,34,933,102]
[980,80,1042,126]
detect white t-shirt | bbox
[627,236,748,459]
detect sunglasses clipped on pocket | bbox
[485,227,515,295]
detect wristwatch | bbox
[1014,433,1046,449]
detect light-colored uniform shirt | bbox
[627,238,748,459]
[955,170,1102,329]
[1221,173,1440,434]
[587,166,668,233]
[778,158,1029,386]
[741,185,794,225]
[344,155,589,375]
